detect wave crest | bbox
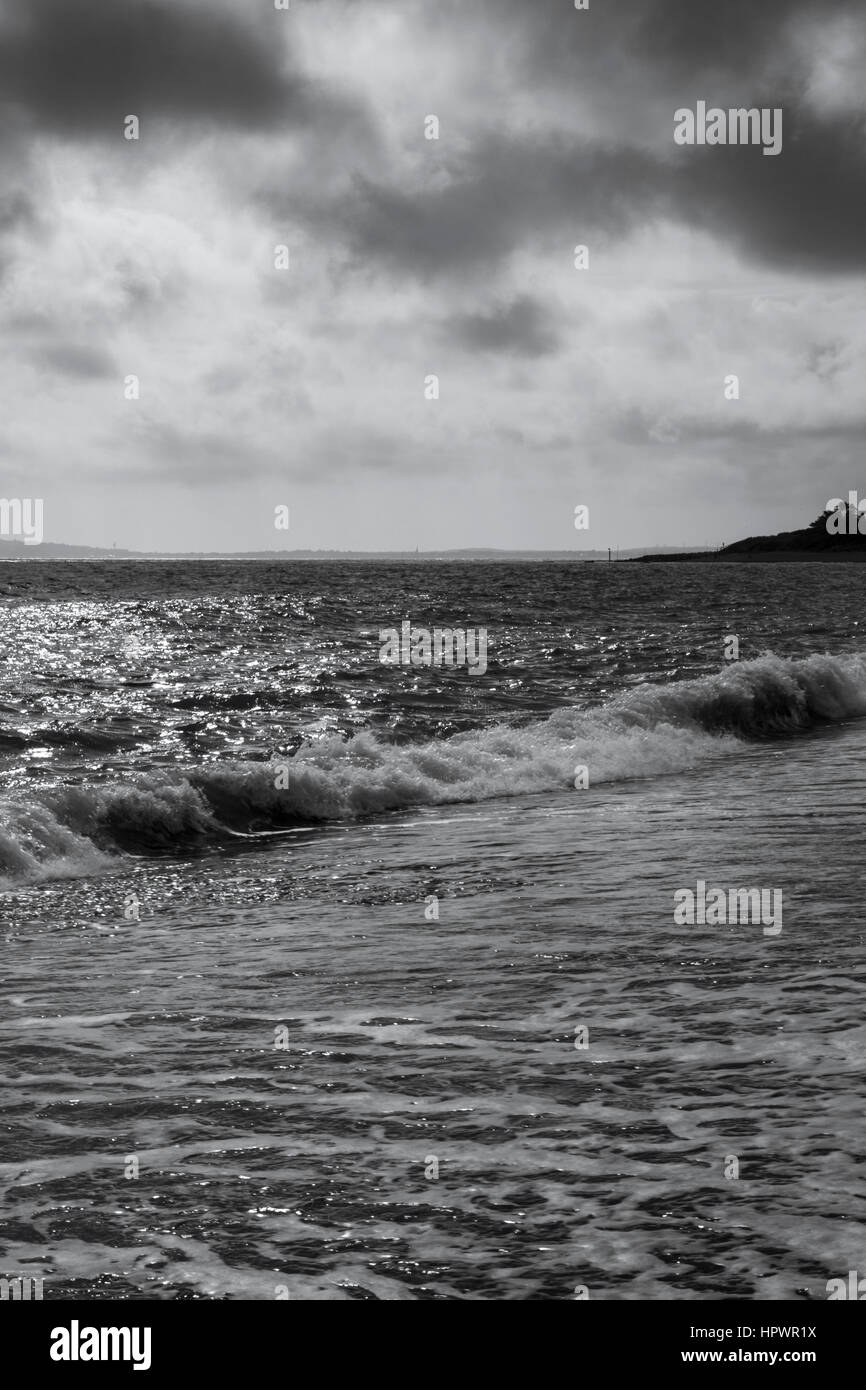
[2,652,864,884]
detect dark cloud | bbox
[670,108,866,274]
[806,341,846,381]
[635,0,860,77]
[256,0,864,282]
[466,0,860,86]
[7,0,860,284]
[39,343,116,379]
[0,0,311,134]
[612,406,866,449]
[289,93,866,280]
[287,136,658,277]
[0,189,42,283]
[445,295,560,357]
[0,191,36,232]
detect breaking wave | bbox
[2,652,865,885]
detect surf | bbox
[1,651,865,885]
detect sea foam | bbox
[1,652,864,885]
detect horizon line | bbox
[0,542,718,559]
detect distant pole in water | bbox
[608,547,611,563]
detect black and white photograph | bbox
[1,0,864,1356]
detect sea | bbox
[1,559,864,1301]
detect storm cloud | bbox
[445,296,561,358]
[0,0,863,551]
[0,0,313,133]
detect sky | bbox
[1,0,865,553]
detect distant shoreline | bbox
[636,508,866,561]
[1,550,864,562]
[2,509,865,562]
[634,550,866,563]
[0,545,708,563]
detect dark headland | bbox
[634,506,866,562]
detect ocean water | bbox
[1,560,864,1300]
